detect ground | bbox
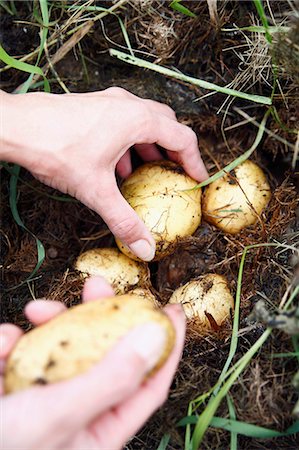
[1,1,299,449]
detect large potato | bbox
[75,248,150,294]
[4,295,175,394]
[202,160,271,234]
[168,274,234,331]
[116,161,202,261]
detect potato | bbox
[75,248,150,294]
[126,287,159,307]
[202,160,271,234]
[116,161,202,261]
[4,295,175,394]
[168,274,234,331]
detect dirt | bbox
[1,1,299,449]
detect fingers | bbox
[39,321,169,432]
[0,324,23,361]
[104,88,208,181]
[82,276,115,302]
[24,300,67,325]
[135,143,164,161]
[137,113,208,182]
[83,304,186,448]
[116,150,132,179]
[86,174,156,261]
[104,87,177,121]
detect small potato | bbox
[202,160,271,234]
[75,248,150,294]
[168,274,234,331]
[4,295,175,394]
[116,161,202,261]
[126,287,159,307]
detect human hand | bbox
[2,88,208,261]
[0,276,186,450]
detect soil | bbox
[1,1,299,449]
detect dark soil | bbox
[1,1,298,449]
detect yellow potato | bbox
[202,160,271,234]
[168,274,234,331]
[75,248,150,294]
[126,287,159,307]
[116,161,202,261]
[4,295,175,394]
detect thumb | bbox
[85,174,156,261]
[37,322,167,432]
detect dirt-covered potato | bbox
[168,274,234,331]
[202,160,271,234]
[4,295,175,394]
[75,248,150,294]
[116,161,202,261]
[126,287,159,306]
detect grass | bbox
[2,1,298,448]
[187,108,270,191]
[109,49,272,105]
[0,0,51,289]
[179,242,299,449]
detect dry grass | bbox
[1,1,298,448]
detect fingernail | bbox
[127,323,167,372]
[129,239,156,261]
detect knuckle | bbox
[134,105,153,139]
[181,126,198,149]
[104,86,128,97]
[163,104,176,119]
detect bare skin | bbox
[1,87,206,449]
[0,277,186,450]
[1,87,208,261]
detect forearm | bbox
[1,90,33,166]
[0,90,66,176]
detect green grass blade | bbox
[0,44,49,89]
[170,1,196,18]
[227,396,237,450]
[156,433,170,450]
[66,4,134,57]
[222,25,289,33]
[253,0,272,43]
[191,328,272,449]
[184,401,193,450]
[180,416,299,438]
[2,162,77,202]
[212,245,250,395]
[292,335,299,362]
[0,0,15,15]
[271,351,299,358]
[211,417,299,438]
[180,415,299,437]
[189,109,270,191]
[190,247,298,449]
[109,49,272,105]
[8,165,45,287]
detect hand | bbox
[1,88,208,261]
[0,277,186,450]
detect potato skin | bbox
[202,160,271,234]
[116,161,202,261]
[75,248,150,294]
[4,295,175,394]
[126,287,159,307]
[168,274,234,331]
